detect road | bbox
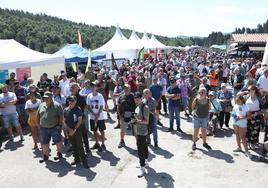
[0,101,268,188]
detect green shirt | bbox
[37,102,63,128]
[135,104,149,136]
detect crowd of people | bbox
[0,47,268,177]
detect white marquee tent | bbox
[263,40,268,65]
[0,39,65,82]
[93,26,138,60]
[93,25,172,61]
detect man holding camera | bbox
[63,95,89,168]
[132,92,150,178]
[117,84,135,148]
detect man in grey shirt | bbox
[143,89,158,148]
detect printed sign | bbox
[16,67,31,82]
[0,70,9,84]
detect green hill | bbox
[0,8,195,53]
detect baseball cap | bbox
[43,91,53,98]
[221,83,226,88]
[90,80,99,86]
[134,92,142,99]
[208,91,214,96]
[123,83,131,88]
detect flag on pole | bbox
[78,30,82,47]
[137,47,145,63]
[85,48,91,72]
[71,62,77,72]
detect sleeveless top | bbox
[194,98,209,118]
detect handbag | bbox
[224,102,233,112]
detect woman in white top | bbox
[25,92,41,149]
[232,96,251,158]
[238,85,264,150]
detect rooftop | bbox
[232,33,268,43]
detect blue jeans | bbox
[146,116,158,145]
[168,105,180,130]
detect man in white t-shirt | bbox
[86,80,106,152]
[257,69,268,90]
[0,84,24,142]
[59,73,70,97]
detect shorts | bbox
[181,97,188,107]
[156,100,161,111]
[193,116,208,129]
[233,119,247,128]
[39,126,62,145]
[2,113,20,128]
[90,119,106,132]
[120,118,129,133]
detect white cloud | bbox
[211,5,241,14]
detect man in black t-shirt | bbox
[63,96,88,168]
[66,83,90,153]
[117,84,135,148]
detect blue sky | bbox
[1,0,268,37]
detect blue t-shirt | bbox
[167,86,181,107]
[149,84,163,101]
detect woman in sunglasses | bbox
[191,87,212,151]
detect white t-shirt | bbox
[246,97,260,111]
[233,104,248,118]
[0,92,17,115]
[86,93,105,120]
[25,99,41,110]
[59,79,70,97]
[109,69,118,81]
[257,75,268,90]
[159,78,167,95]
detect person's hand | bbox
[68,129,75,137]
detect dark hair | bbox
[236,95,245,104]
[248,85,261,97]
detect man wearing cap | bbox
[117,83,135,148]
[132,91,150,177]
[87,81,106,152]
[0,84,24,142]
[63,96,89,168]
[66,82,90,153]
[165,78,184,133]
[37,91,63,163]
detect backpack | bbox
[141,103,155,134]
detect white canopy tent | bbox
[262,40,268,65]
[0,39,65,82]
[93,26,137,60]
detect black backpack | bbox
[141,103,155,134]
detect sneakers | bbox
[203,143,212,150]
[138,167,146,178]
[118,140,125,148]
[70,159,81,165]
[177,128,184,134]
[233,147,243,152]
[192,143,197,151]
[245,151,252,159]
[54,152,63,160]
[39,155,49,163]
[91,143,100,150]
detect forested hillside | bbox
[1,8,266,53]
[0,8,195,53]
